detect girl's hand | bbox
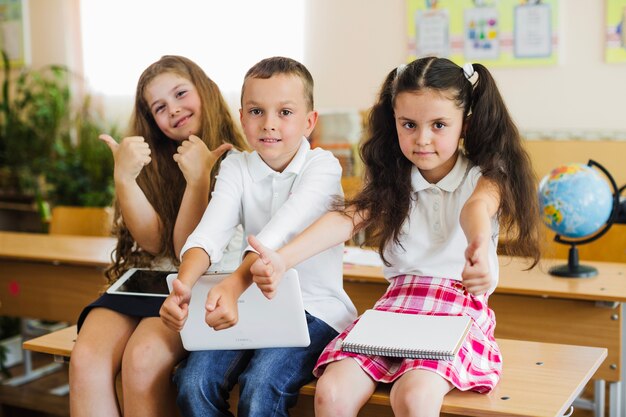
[99,134,151,184]
[174,135,233,185]
[248,235,286,300]
[204,280,239,330]
[159,279,191,331]
[461,236,492,296]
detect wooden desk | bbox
[3,233,623,415]
[0,231,116,323]
[343,256,626,417]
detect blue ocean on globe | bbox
[538,163,613,238]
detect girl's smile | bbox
[173,114,192,129]
[145,73,202,141]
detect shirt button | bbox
[433,202,439,211]
[433,222,440,230]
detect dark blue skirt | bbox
[77,293,164,332]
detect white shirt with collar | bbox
[181,139,357,332]
[382,153,500,294]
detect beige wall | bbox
[25,0,626,136]
[27,0,81,71]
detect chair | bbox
[48,206,113,237]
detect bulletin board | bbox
[605,0,626,63]
[0,0,27,67]
[406,0,559,67]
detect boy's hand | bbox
[99,134,151,184]
[248,235,286,300]
[159,279,191,331]
[461,236,492,296]
[174,135,232,185]
[205,280,239,330]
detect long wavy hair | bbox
[349,57,541,267]
[106,55,248,282]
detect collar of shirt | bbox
[247,138,310,182]
[410,152,470,193]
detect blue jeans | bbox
[173,312,337,417]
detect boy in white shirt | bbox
[160,56,357,417]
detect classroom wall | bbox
[27,0,81,73]
[23,0,626,136]
[305,0,626,136]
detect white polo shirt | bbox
[382,154,500,294]
[181,139,357,332]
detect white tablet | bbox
[166,269,310,350]
[106,268,173,297]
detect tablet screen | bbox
[108,269,172,297]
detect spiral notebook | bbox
[341,310,472,361]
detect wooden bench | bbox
[24,325,607,417]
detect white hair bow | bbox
[462,63,475,80]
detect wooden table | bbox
[0,231,115,323]
[343,256,626,417]
[2,232,624,415]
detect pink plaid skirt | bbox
[314,275,502,393]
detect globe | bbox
[538,163,613,239]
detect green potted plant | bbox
[0,50,71,205]
[0,49,118,223]
[46,97,116,208]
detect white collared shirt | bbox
[181,139,357,332]
[382,153,500,294]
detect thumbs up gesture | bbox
[204,280,239,330]
[99,134,151,184]
[173,135,233,186]
[159,278,192,332]
[461,236,492,296]
[248,235,286,299]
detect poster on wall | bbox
[415,8,450,57]
[464,6,499,60]
[0,0,28,67]
[406,0,559,67]
[514,2,552,57]
[605,0,626,63]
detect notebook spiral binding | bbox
[341,342,455,361]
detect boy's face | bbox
[240,74,317,172]
[145,72,202,141]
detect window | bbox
[80,0,305,99]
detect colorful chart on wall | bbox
[605,0,626,62]
[0,0,27,68]
[407,0,559,67]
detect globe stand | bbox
[547,159,620,279]
[548,244,597,278]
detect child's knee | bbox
[237,367,302,414]
[174,362,220,403]
[70,340,111,380]
[314,378,355,416]
[121,341,171,385]
[390,384,444,417]
[174,374,202,403]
